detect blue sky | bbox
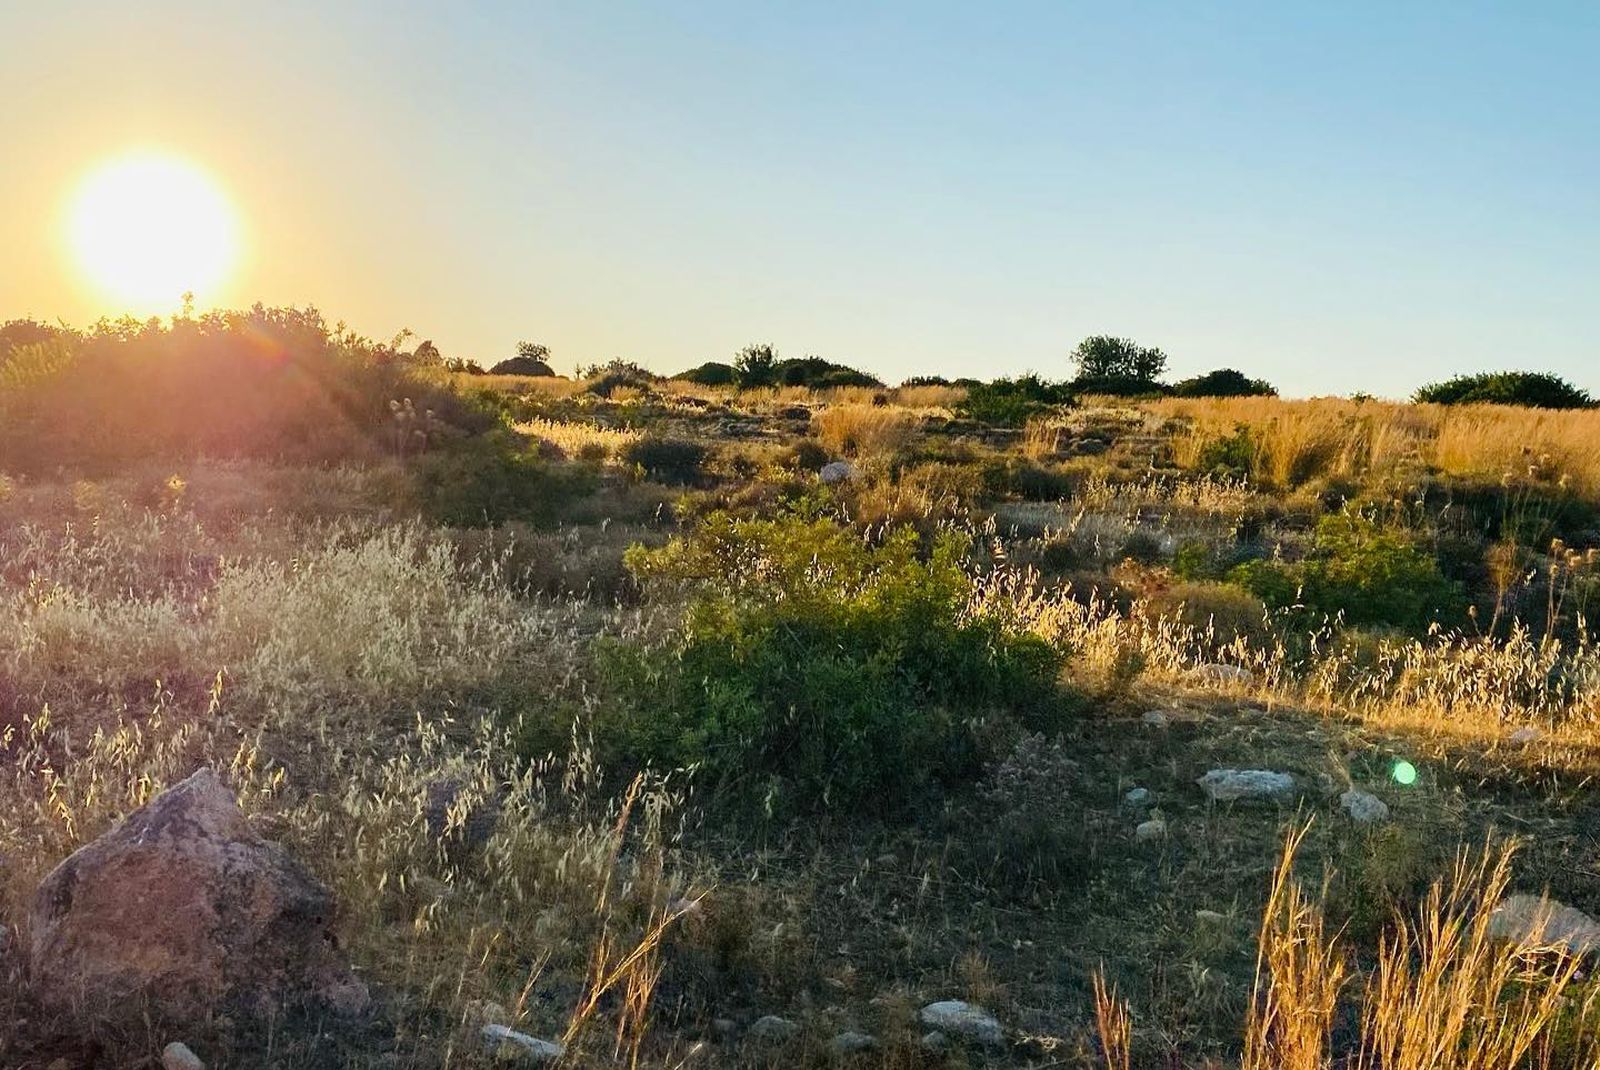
[2,1,1596,395]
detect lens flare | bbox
[67,152,240,312]
[1392,760,1418,786]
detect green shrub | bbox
[1414,371,1594,409]
[774,356,882,389]
[1194,426,1255,476]
[622,436,708,485]
[1143,581,1268,645]
[409,432,596,527]
[981,458,1078,501]
[1172,368,1277,398]
[674,361,739,386]
[1228,514,1464,632]
[599,513,1066,815]
[958,374,1076,426]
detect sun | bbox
[67,152,240,312]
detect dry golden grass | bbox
[458,372,588,398]
[811,403,915,460]
[515,416,641,461]
[1156,396,1600,494]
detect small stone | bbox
[1195,663,1254,686]
[464,999,511,1027]
[920,1030,949,1052]
[322,977,372,1017]
[1340,788,1390,824]
[1510,726,1543,745]
[1124,787,1153,807]
[162,1042,205,1070]
[748,1014,800,1043]
[1489,894,1600,956]
[1135,819,1167,842]
[712,1017,738,1038]
[918,1000,1003,1046]
[481,1024,565,1063]
[820,461,856,485]
[830,1030,878,1055]
[1197,769,1295,802]
[1141,709,1170,728]
[1195,909,1228,924]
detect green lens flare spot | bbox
[1392,760,1418,786]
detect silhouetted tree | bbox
[735,343,778,387]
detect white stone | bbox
[1124,787,1153,807]
[748,1015,800,1042]
[918,1000,1003,1046]
[830,1030,878,1055]
[819,461,856,485]
[162,1042,205,1070]
[1340,788,1389,824]
[481,1025,565,1063]
[1197,769,1295,802]
[1141,709,1170,728]
[1135,819,1166,842]
[1489,894,1600,956]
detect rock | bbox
[1489,894,1600,956]
[1340,788,1390,824]
[830,1030,878,1055]
[1124,787,1153,807]
[162,1042,205,1070]
[1197,769,1296,802]
[920,1030,949,1052]
[27,768,358,1026]
[1194,664,1255,686]
[819,461,856,485]
[1134,819,1166,843]
[1141,709,1170,728]
[1195,909,1228,924]
[918,1000,1003,1046]
[711,1017,738,1038]
[1510,726,1543,745]
[423,777,500,857]
[463,998,511,1027]
[749,1014,799,1042]
[481,1024,565,1063]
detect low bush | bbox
[674,361,739,386]
[1172,368,1277,398]
[1414,371,1594,409]
[408,432,596,527]
[599,512,1066,815]
[1143,581,1268,645]
[957,374,1076,426]
[622,436,708,485]
[1228,513,1464,632]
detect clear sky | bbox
[2,2,1596,396]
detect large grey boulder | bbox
[1489,894,1600,956]
[918,1000,1003,1046]
[1340,788,1390,824]
[28,769,362,1025]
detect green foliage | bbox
[774,356,883,389]
[489,342,555,376]
[982,458,1078,501]
[1070,335,1168,393]
[622,436,708,485]
[733,343,778,388]
[1194,426,1256,476]
[581,359,657,396]
[409,432,596,527]
[675,360,739,386]
[0,305,498,474]
[1414,371,1594,409]
[1228,514,1464,632]
[600,513,1066,815]
[1172,368,1277,398]
[957,374,1076,426]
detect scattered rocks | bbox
[1339,788,1390,824]
[1194,664,1255,686]
[918,1000,1003,1047]
[1124,787,1153,807]
[830,1030,878,1055]
[819,461,856,485]
[1197,768,1296,803]
[1489,894,1600,956]
[1134,818,1167,843]
[1509,726,1544,745]
[27,768,360,1027]
[1141,709,1170,728]
[162,1042,205,1070]
[481,1024,565,1063]
[748,1014,800,1043]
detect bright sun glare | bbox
[67,152,239,312]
